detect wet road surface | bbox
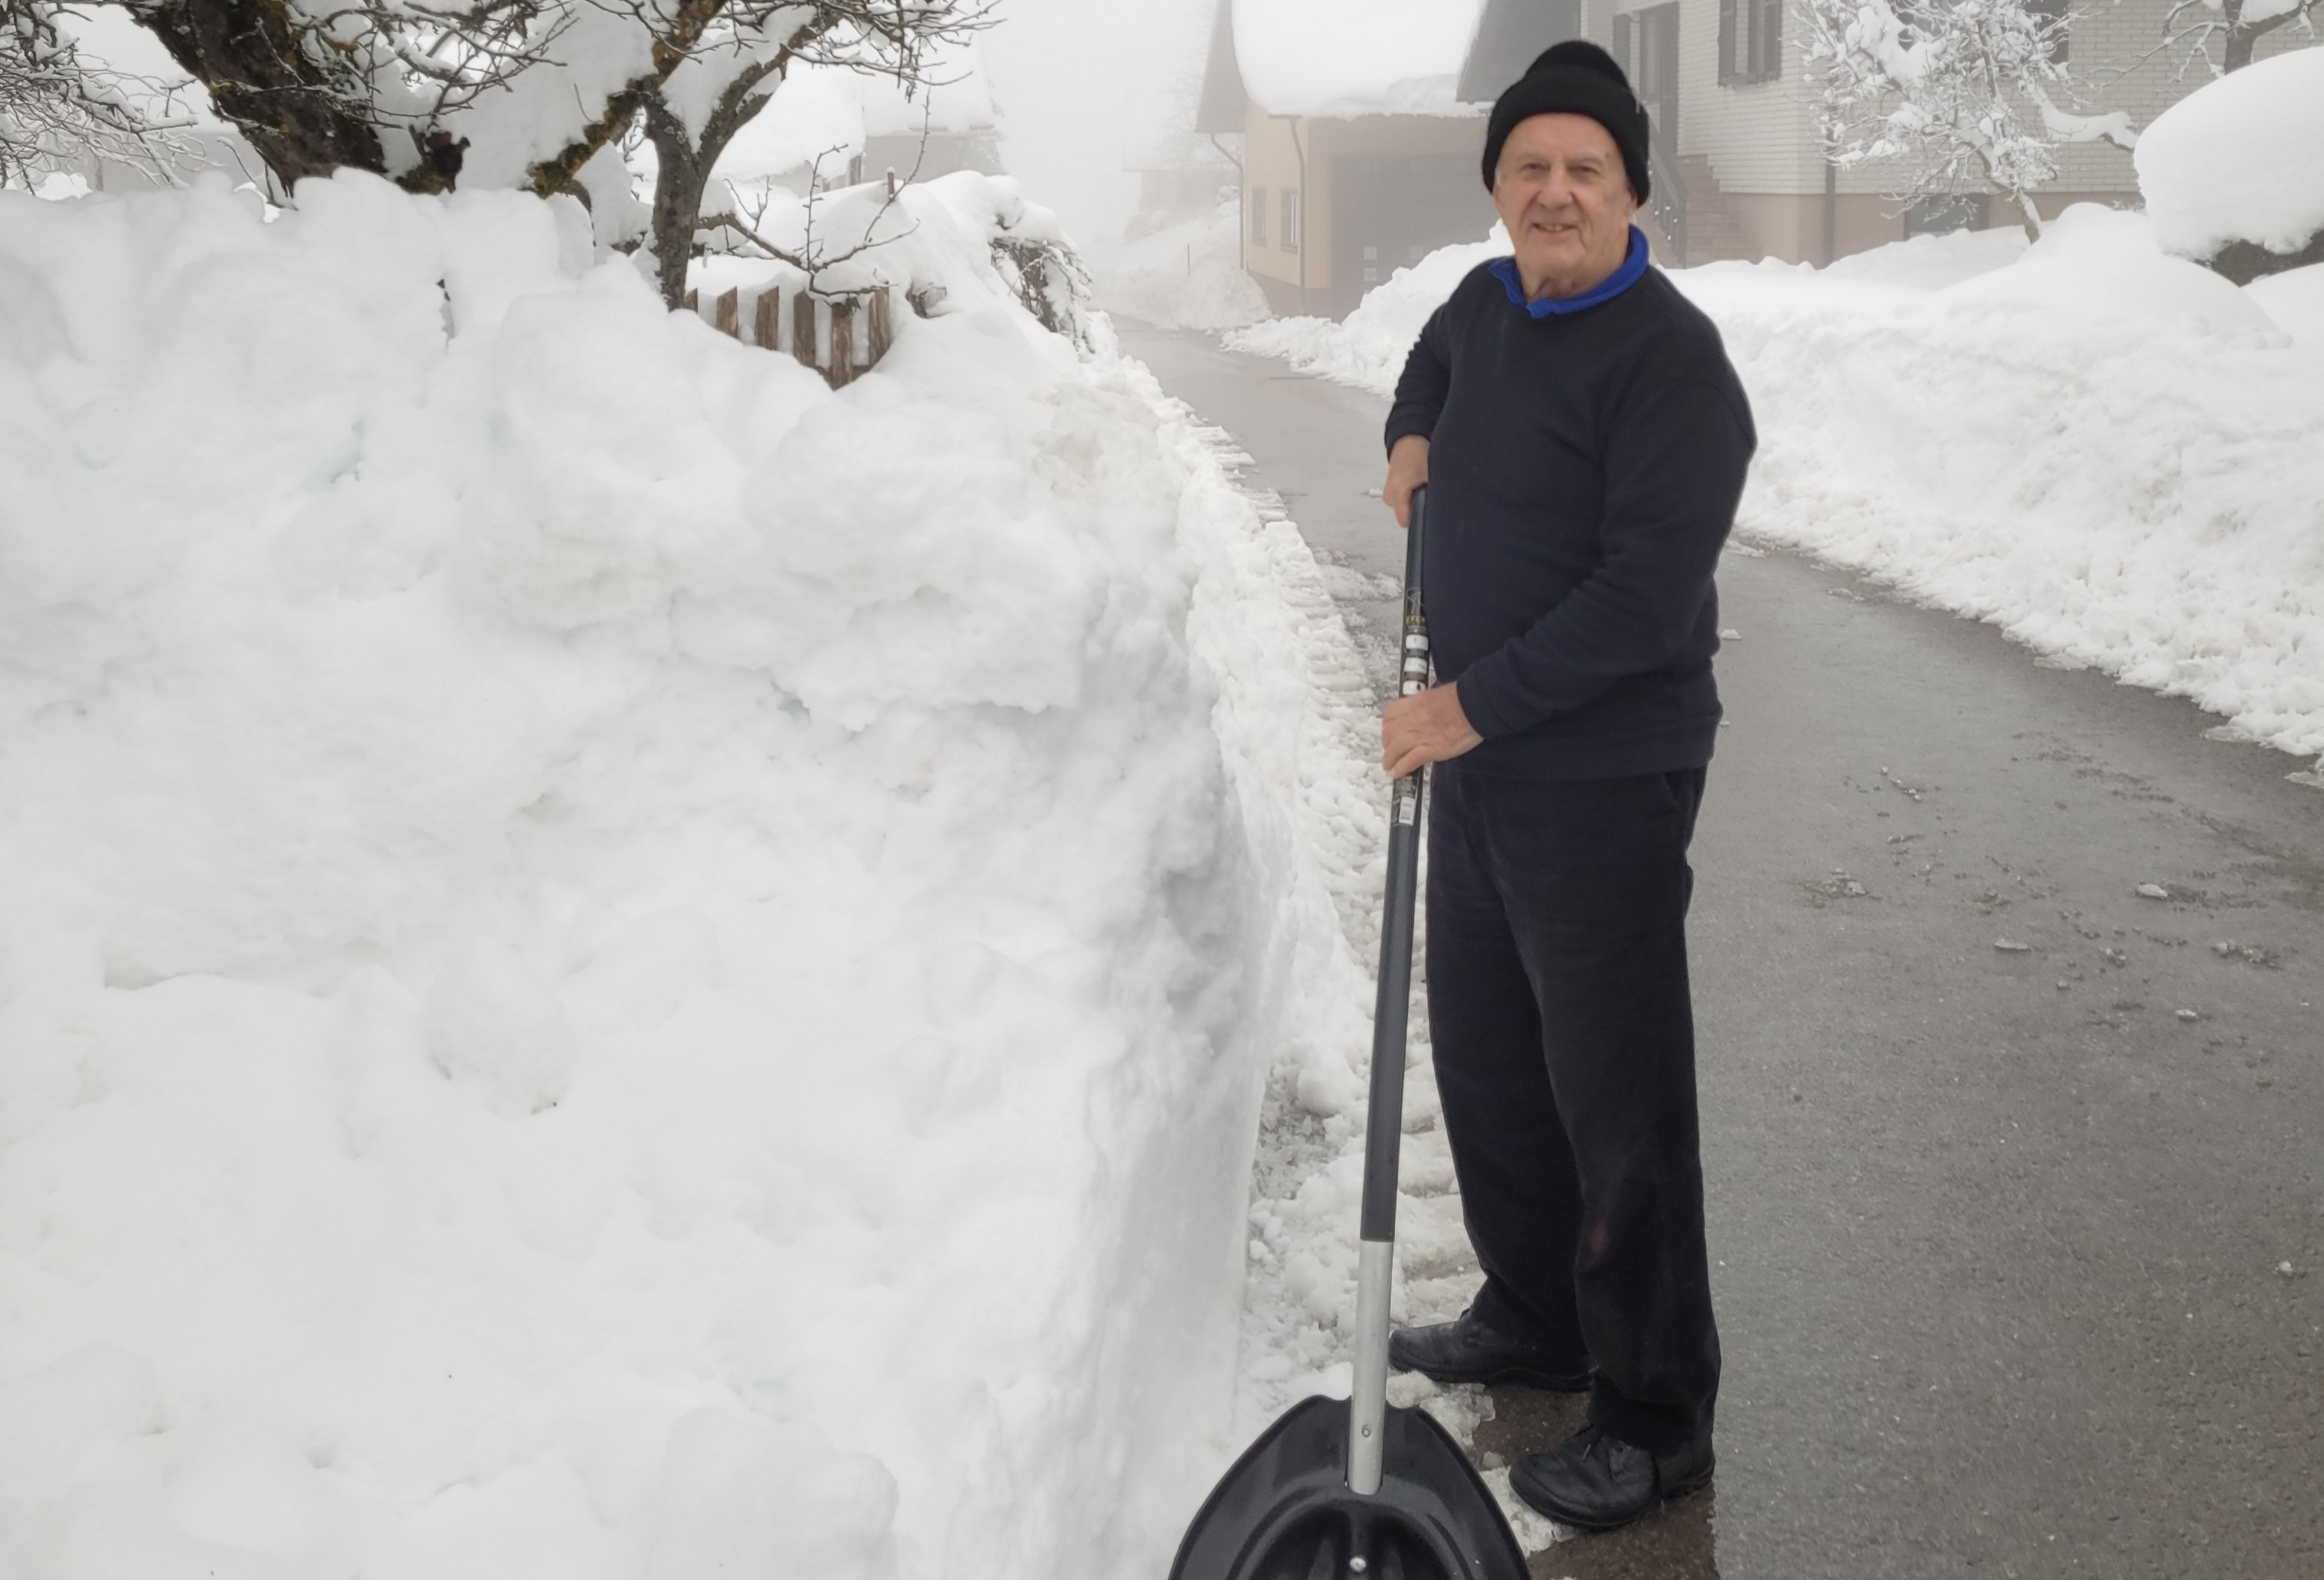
[1119,322,2324,1580]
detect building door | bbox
[1329,153,1493,319]
[1637,4,1681,171]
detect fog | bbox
[982,0,1218,250]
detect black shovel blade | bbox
[1169,1394,1531,1580]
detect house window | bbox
[1281,188,1300,254]
[1251,187,1268,247]
[1719,0,1783,85]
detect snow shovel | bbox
[1169,487,1529,1580]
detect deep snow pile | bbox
[0,168,1377,1578]
[1226,223,1505,387]
[1223,211,2324,768]
[1091,200,1271,331]
[2135,48,2324,266]
[2246,262,2324,349]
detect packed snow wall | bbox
[0,171,1347,1578]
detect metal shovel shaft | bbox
[1350,488,1430,1496]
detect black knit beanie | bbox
[1480,41,1652,204]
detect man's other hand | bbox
[1385,435,1430,528]
[1383,683,1482,778]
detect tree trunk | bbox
[2223,28,2255,71]
[135,0,390,188]
[642,98,708,310]
[641,70,783,310]
[2010,188,2044,244]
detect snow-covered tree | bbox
[1801,0,2140,240]
[5,0,987,306]
[2164,0,2320,75]
[1,0,204,185]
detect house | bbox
[1605,0,2311,265]
[1198,0,2306,304]
[1124,131,1242,231]
[1197,0,1519,318]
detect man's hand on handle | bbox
[1381,439,1471,775]
[1385,435,1429,529]
[1383,684,1482,778]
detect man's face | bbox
[1492,114,1638,292]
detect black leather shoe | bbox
[1509,1423,1715,1532]
[1385,1308,1592,1390]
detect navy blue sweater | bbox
[1385,260,1755,781]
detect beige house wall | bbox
[1239,108,1308,297]
[1240,105,1485,305]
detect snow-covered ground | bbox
[0,169,1410,1578]
[1090,200,1272,332]
[1228,209,2324,772]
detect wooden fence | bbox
[683,284,898,389]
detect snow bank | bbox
[1091,200,1271,330]
[0,167,1356,1578]
[2246,261,2324,349]
[1227,224,1506,387]
[2136,48,2324,264]
[1234,0,1487,118]
[1221,213,2324,764]
[1941,202,2279,337]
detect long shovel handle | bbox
[1349,486,1429,1497]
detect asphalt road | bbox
[1118,322,2324,1580]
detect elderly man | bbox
[1376,41,1755,1533]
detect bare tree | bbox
[11,0,993,310]
[1801,0,2139,241]
[622,2,995,308]
[2163,0,2319,74]
[2,0,207,186]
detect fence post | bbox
[792,291,818,375]
[715,287,740,339]
[868,288,893,365]
[755,287,780,350]
[829,303,856,388]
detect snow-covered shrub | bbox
[2136,46,2324,282]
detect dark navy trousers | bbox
[1425,762,1720,1453]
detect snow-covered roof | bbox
[2136,48,2324,264]
[1229,0,1488,120]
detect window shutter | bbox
[1614,12,1633,78]
[1718,0,1737,86]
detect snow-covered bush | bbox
[2135,45,2324,281]
[0,166,1356,1580]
